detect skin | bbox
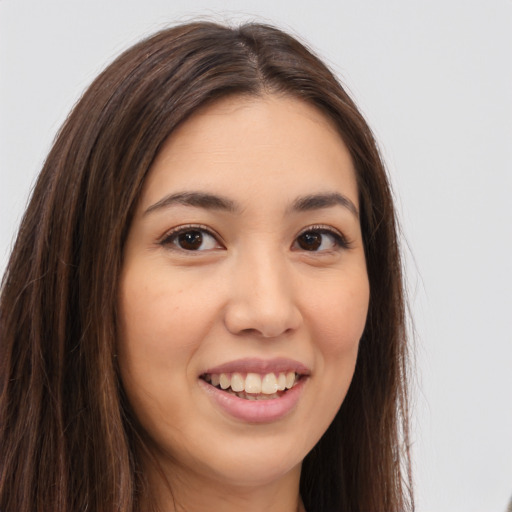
[117,94,370,512]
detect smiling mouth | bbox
[200,371,302,400]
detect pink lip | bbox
[199,376,307,423]
[201,357,310,376]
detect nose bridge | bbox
[224,243,302,338]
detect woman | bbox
[0,22,413,512]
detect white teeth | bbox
[219,373,230,390]
[210,371,299,395]
[231,372,244,392]
[254,392,278,400]
[261,373,278,394]
[285,371,295,389]
[245,373,262,393]
[235,390,279,400]
[277,373,287,391]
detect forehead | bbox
[140,94,358,211]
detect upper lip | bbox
[201,357,311,376]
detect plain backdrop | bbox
[1,1,511,511]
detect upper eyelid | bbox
[159,224,224,246]
[295,224,346,238]
[158,223,349,246]
[293,224,353,251]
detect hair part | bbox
[0,21,413,512]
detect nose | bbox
[223,249,303,338]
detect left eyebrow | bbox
[289,193,359,218]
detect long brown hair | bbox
[0,22,413,511]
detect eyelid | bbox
[294,224,352,250]
[158,224,225,251]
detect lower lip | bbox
[199,378,307,423]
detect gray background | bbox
[1,1,511,510]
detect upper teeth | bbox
[205,371,298,394]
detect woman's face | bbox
[118,95,369,490]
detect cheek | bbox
[118,270,203,360]
[117,271,214,450]
[302,273,369,438]
[311,276,370,357]
[116,271,195,404]
[116,264,228,412]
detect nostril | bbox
[239,328,263,336]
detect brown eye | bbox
[297,231,322,251]
[161,227,222,252]
[293,228,348,252]
[178,230,204,250]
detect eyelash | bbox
[293,225,351,252]
[159,224,351,253]
[159,224,224,252]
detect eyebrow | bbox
[290,193,359,218]
[144,190,358,218]
[144,191,239,215]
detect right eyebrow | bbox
[143,191,240,216]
